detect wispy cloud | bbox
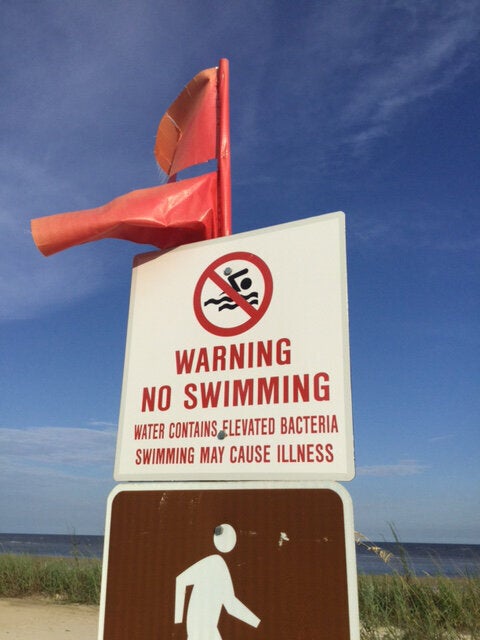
[0,425,116,473]
[357,459,428,477]
[334,2,480,154]
[349,203,480,254]
[0,424,117,532]
[87,420,118,428]
[233,1,480,186]
[428,434,454,444]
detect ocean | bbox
[0,533,478,577]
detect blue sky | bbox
[1,1,479,543]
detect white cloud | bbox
[232,1,480,187]
[0,425,116,473]
[87,420,118,428]
[428,434,454,444]
[0,424,117,532]
[335,2,480,153]
[357,459,428,477]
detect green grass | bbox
[356,529,480,639]
[0,554,101,604]
[358,573,480,639]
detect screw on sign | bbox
[193,252,273,337]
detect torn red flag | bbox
[31,173,217,257]
[31,60,230,256]
[154,66,218,177]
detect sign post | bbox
[99,212,359,639]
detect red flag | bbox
[31,60,230,256]
[31,173,216,257]
[154,66,218,177]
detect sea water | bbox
[0,533,478,577]
[355,541,480,576]
[0,533,104,559]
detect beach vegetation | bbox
[356,529,480,639]
[358,573,479,639]
[0,554,101,604]
[0,534,478,639]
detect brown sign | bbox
[99,482,359,639]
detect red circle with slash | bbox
[193,251,273,336]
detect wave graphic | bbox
[204,291,259,311]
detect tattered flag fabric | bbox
[154,66,218,178]
[31,173,217,257]
[31,60,230,256]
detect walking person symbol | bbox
[174,524,261,639]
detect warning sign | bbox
[99,481,360,640]
[114,212,354,481]
[193,251,273,336]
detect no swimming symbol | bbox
[193,252,273,337]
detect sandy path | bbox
[0,598,99,639]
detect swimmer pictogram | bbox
[193,252,273,337]
[203,266,258,311]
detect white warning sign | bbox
[114,212,354,481]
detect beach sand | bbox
[0,598,99,639]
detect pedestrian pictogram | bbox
[175,523,260,638]
[193,251,273,336]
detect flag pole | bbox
[217,58,232,236]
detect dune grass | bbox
[358,573,480,639]
[0,554,101,604]
[0,548,478,639]
[356,530,480,639]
